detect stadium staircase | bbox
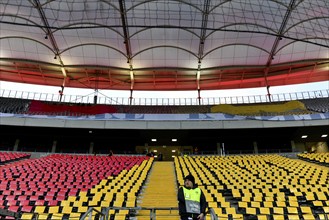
[136,161,179,219]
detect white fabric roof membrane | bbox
[0,0,328,91]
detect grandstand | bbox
[1,0,329,219]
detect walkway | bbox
[137,161,179,219]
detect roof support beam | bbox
[33,0,63,65]
[197,0,211,100]
[264,0,298,101]
[33,0,67,101]
[118,0,134,95]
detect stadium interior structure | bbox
[1,0,329,220]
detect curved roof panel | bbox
[0,0,328,91]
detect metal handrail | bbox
[1,89,328,106]
[80,206,179,220]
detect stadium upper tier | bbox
[0,96,328,116]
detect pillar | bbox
[253,141,258,154]
[51,140,57,153]
[13,139,20,151]
[291,140,296,152]
[89,142,94,154]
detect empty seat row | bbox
[174,155,329,219]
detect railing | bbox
[1,89,328,106]
[80,206,218,220]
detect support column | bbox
[216,142,221,155]
[144,143,149,154]
[253,141,258,154]
[291,140,296,152]
[89,142,94,154]
[13,139,20,151]
[51,141,57,153]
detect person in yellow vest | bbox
[178,174,207,220]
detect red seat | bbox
[35,200,45,206]
[47,200,58,206]
[8,206,19,212]
[21,205,33,212]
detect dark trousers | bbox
[180,217,198,220]
[180,215,199,220]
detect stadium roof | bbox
[0,0,328,92]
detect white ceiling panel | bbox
[0,0,328,90]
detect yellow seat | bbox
[323,207,329,213]
[238,201,248,208]
[77,205,88,213]
[50,213,64,219]
[276,201,286,207]
[60,200,71,206]
[208,201,218,208]
[273,215,285,220]
[20,213,34,220]
[318,214,329,220]
[62,206,73,214]
[35,213,49,220]
[259,207,270,215]
[300,206,312,214]
[273,207,284,215]
[288,201,299,207]
[251,201,261,208]
[263,201,273,208]
[313,201,324,206]
[69,212,82,219]
[257,215,268,220]
[48,206,59,213]
[303,214,316,220]
[287,215,300,220]
[246,207,256,215]
[112,214,127,220]
[287,207,298,214]
[225,207,236,215]
[34,206,46,214]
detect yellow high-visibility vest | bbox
[183,187,201,214]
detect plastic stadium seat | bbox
[21,205,33,212]
[61,206,73,214]
[48,206,59,213]
[273,207,284,215]
[257,215,268,220]
[303,214,316,220]
[287,215,300,220]
[273,215,285,220]
[323,207,329,213]
[34,206,46,214]
[287,207,298,214]
[245,207,257,215]
[300,206,313,214]
[49,213,64,219]
[259,207,270,215]
[20,213,34,220]
[318,214,329,220]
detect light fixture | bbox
[153,150,157,152]
[130,70,134,80]
[172,150,176,152]
[61,67,67,77]
[321,134,328,137]
[196,70,200,80]
[151,139,157,142]
[172,138,177,142]
[301,135,308,139]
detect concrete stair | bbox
[136,161,179,220]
